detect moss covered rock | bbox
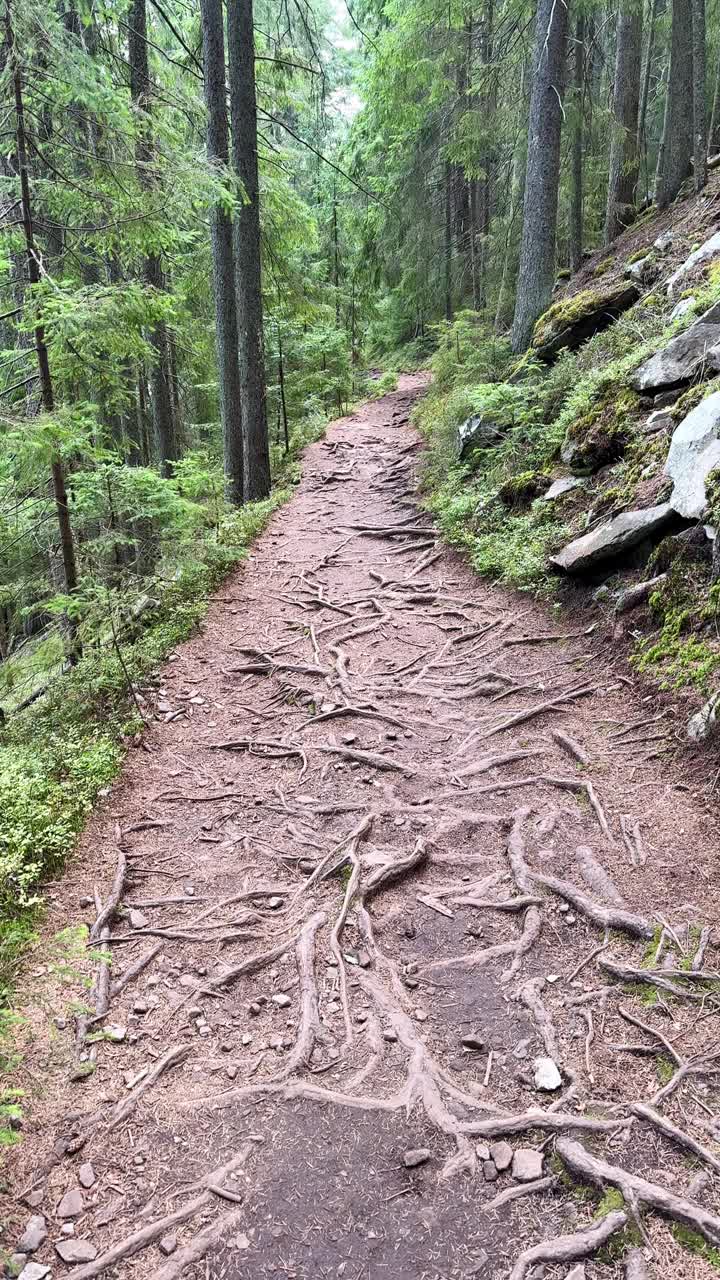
[561,387,640,473]
[496,470,547,509]
[532,282,640,362]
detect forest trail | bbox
[8,375,720,1280]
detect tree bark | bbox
[444,160,453,322]
[227,0,271,501]
[199,0,244,505]
[605,3,643,243]
[655,0,693,208]
[510,0,569,353]
[127,0,178,475]
[7,1,79,609]
[570,14,584,271]
[692,0,707,191]
[637,0,660,200]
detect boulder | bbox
[457,415,505,460]
[624,255,658,284]
[688,690,720,743]
[654,231,675,253]
[630,322,720,393]
[550,503,676,574]
[541,476,585,502]
[667,230,720,297]
[532,282,640,362]
[664,390,720,518]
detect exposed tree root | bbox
[556,1136,720,1247]
[108,1044,189,1131]
[600,957,716,1001]
[151,1205,246,1280]
[460,1110,628,1139]
[508,1210,628,1280]
[483,1173,557,1216]
[630,1102,720,1174]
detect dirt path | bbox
[6,375,720,1280]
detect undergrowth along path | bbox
[6,375,720,1280]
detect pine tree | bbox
[655,0,693,208]
[605,3,643,243]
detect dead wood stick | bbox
[556,1136,720,1247]
[483,1174,557,1215]
[552,729,591,765]
[107,1044,188,1130]
[691,926,712,970]
[298,704,408,732]
[69,1144,256,1280]
[110,942,164,998]
[90,845,126,941]
[315,743,415,775]
[477,685,596,741]
[630,1102,720,1174]
[601,958,713,1000]
[565,941,610,985]
[204,939,294,992]
[509,1210,627,1280]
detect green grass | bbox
[672,1224,720,1271]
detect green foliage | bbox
[671,1224,720,1270]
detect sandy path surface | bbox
[5,375,720,1280]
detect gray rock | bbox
[78,1164,95,1190]
[104,1024,126,1043]
[475,1143,491,1160]
[550,503,676,574]
[489,1141,513,1172]
[457,415,505,460]
[271,993,291,1009]
[403,1147,431,1168]
[55,1240,97,1264]
[688,690,720,743]
[160,1235,178,1256]
[625,255,658,284]
[541,476,585,502]
[461,1034,485,1051]
[482,1160,498,1182]
[670,296,697,323]
[56,1189,83,1219]
[533,1056,562,1091]
[630,322,720,392]
[17,1264,51,1280]
[25,1192,44,1209]
[642,408,673,435]
[565,1267,586,1280]
[17,1218,46,1254]
[512,1148,544,1182]
[665,390,720,518]
[667,230,720,296]
[613,574,667,614]
[128,909,148,930]
[654,231,675,252]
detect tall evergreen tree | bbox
[605,2,643,243]
[655,0,693,207]
[510,0,569,353]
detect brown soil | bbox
[3,375,720,1280]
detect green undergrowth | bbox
[672,1225,720,1271]
[0,419,326,1073]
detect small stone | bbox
[60,1224,74,1236]
[78,1163,95,1189]
[55,1239,97,1264]
[475,1143,491,1161]
[565,913,576,924]
[25,1192,44,1209]
[197,1024,211,1037]
[403,1148,431,1168]
[134,1154,145,1167]
[269,1034,283,1050]
[267,896,283,910]
[129,909,148,930]
[404,921,416,939]
[482,1160,498,1182]
[513,1038,531,1060]
[533,1056,562,1091]
[383,1029,398,1043]
[558,902,569,913]
[565,1267,586,1280]
[18,1264,51,1280]
[242,1033,253,1046]
[404,977,418,990]
[226,1065,238,1080]
[105,1024,126,1043]
[57,1188,83,1219]
[159,1235,178,1257]
[341,733,357,744]
[512,1148,544,1182]
[132,999,149,1015]
[461,1034,485,1052]
[490,1141,513,1172]
[357,949,371,969]
[18,1217,46,1254]
[248,1002,262,1017]
[271,993,291,1009]
[413,1008,428,1022]
[220,1041,233,1053]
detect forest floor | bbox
[5,375,720,1280]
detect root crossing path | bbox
[9,375,720,1280]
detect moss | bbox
[672,1224,720,1271]
[706,465,720,524]
[497,470,548,508]
[562,386,640,471]
[626,247,652,265]
[670,378,720,424]
[556,268,571,281]
[597,1187,625,1216]
[593,255,615,277]
[532,282,637,352]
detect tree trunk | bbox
[227,0,271,501]
[655,0,693,208]
[444,160,453,322]
[709,40,720,154]
[570,14,584,271]
[637,0,660,199]
[605,3,643,243]
[127,0,177,475]
[510,0,569,354]
[199,0,244,505]
[7,3,79,606]
[692,0,707,191]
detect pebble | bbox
[413,1008,428,1022]
[512,1148,544,1182]
[17,1216,47,1254]
[25,1192,44,1209]
[357,949,371,969]
[78,1163,95,1189]
[227,1065,238,1080]
[513,1037,531,1060]
[461,1034,485,1052]
[57,1188,83,1219]
[404,977,418,990]
[272,993,291,1009]
[129,909,148,930]
[242,1033,253,1046]
[565,1267,586,1280]
[159,1235,178,1256]
[382,1029,398,1043]
[558,902,569,913]
[269,1034,284,1050]
[267,897,283,910]
[18,1264,51,1280]
[55,1240,97,1264]
[248,1002,262,1017]
[482,1160,498,1183]
[475,1143,490,1161]
[60,1224,74,1236]
[104,1025,126,1043]
[198,1025,211,1038]
[403,1148,431,1168]
[533,1057,562,1091]
[132,999,149,1015]
[490,1141,513,1172]
[565,913,576,924]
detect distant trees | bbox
[605,3,643,243]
